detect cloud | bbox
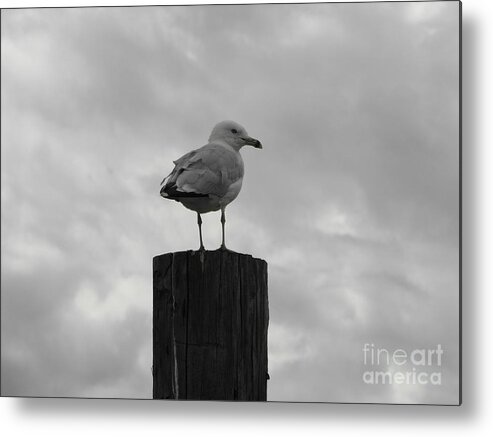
[1,2,459,404]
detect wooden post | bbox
[153,250,269,401]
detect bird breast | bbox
[219,176,243,208]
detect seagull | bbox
[160,120,262,250]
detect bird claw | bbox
[195,246,206,265]
[219,245,236,253]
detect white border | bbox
[2,0,492,436]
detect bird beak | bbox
[243,136,263,149]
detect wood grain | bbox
[153,250,269,401]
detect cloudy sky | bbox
[1,1,460,404]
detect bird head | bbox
[209,120,262,151]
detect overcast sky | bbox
[1,1,459,404]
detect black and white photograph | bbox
[1,0,460,405]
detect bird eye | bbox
[231,129,238,134]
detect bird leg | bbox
[197,212,205,251]
[220,208,227,250]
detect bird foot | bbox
[195,245,206,265]
[219,244,236,253]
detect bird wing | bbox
[160,149,197,186]
[162,144,243,198]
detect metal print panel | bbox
[0,1,461,404]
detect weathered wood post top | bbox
[153,249,269,401]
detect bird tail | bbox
[160,183,208,199]
[160,157,208,200]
